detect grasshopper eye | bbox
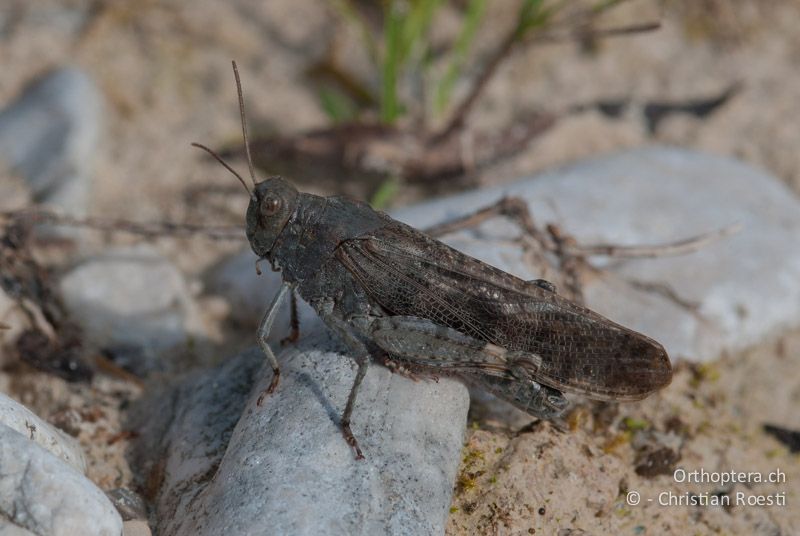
[261,196,281,217]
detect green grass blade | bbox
[330,0,380,68]
[380,0,444,124]
[400,0,442,62]
[318,87,358,123]
[369,176,401,209]
[381,2,405,123]
[590,0,628,15]
[515,0,551,39]
[434,0,487,114]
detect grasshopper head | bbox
[245,176,299,259]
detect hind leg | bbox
[368,315,568,420]
[460,372,568,420]
[380,355,440,383]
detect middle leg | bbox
[315,302,372,459]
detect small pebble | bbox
[122,520,152,536]
[59,244,207,373]
[107,488,148,521]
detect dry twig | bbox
[0,215,92,381]
[426,197,739,260]
[0,209,245,241]
[564,223,742,259]
[430,16,659,145]
[426,196,740,305]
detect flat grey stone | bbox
[145,333,468,536]
[0,67,101,218]
[0,423,122,536]
[0,393,86,473]
[58,244,206,371]
[131,348,263,535]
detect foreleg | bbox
[256,283,291,406]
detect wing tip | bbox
[616,339,673,400]
[651,342,673,390]
[555,337,673,402]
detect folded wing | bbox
[336,223,671,401]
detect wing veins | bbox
[339,240,501,345]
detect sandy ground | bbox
[446,328,800,535]
[1,1,799,534]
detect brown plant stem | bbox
[0,209,245,241]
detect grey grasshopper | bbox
[196,62,672,459]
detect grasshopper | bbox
[195,62,671,459]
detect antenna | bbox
[191,142,256,202]
[232,60,257,188]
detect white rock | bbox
[0,521,37,535]
[0,393,86,473]
[0,67,101,218]
[145,334,469,536]
[58,244,206,370]
[0,424,122,536]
